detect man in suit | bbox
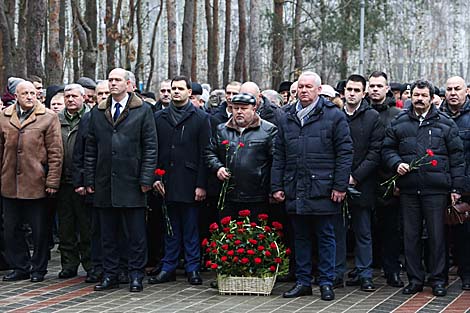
[85,68,157,292]
[150,75,211,285]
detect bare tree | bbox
[234,0,247,82]
[293,0,303,79]
[135,0,144,84]
[191,0,198,82]
[222,0,231,87]
[271,0,284,89]
[0,0,13,85]
[205,0,219,87]
[181,0,194,77]
[26,0,46,78]
[249,0,262,84]
[46,0,63,84]
[146,0,164,91]
[167,0,178,78]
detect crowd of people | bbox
[0,68,469,302]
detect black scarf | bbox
[168,101,190,125]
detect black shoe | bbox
[58,269,77,279]
[320,285,335,301]
[402,283,423,295]
[3,271,30,281]
[282,283,312,298]
[129,277,143,292]
[347,268,358,279]
[360,278,375,292]
[118,272,129,284]
[94,277,119,291]
[148,271,176,284]
[85,271,102,283]
[187,271,202,285]
[210,280,218,289]
[432,284,447,297]
[333,277,344,289]
[276,272,296,283]
[386,273,404,288]
[30,273,44,283]
[346,275,360,286]
[462,278,470,290]
[146,264,162,277]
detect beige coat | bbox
[0,101,63,199]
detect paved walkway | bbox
[0,249,469,313]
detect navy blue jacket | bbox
[154,101,211,203]
[271,97,353,215]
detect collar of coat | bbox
[97,92,142,125]
[287,96,333,124]
[225,112,261,132]
[159,101,198,126]
[440,98,470,118]
[4,99,46,129]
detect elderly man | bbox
[85,68,157,292]
[272,71,353,300]
[95,80,110,103]
[383,79,465,297]
[1,81,63,282]
[440,76,470,291]
[206,93,277,217]
[57,84,91,279]
[240,82,281,126]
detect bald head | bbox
[108,68,131,101]
[240,82,261,106]
[15,81,37,110]
[446,76,467,110]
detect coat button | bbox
[113,130,117,133]
[112,151,116,155]
[171,145,175,149]
[112,172,116,176]
[170,162,174,167]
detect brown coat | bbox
[0,101,63,199]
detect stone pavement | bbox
[0,249,469,313]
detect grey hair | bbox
[299,71,321,86]
[127,71,136,84]
[64,83,85,95]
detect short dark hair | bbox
[346,74,366,91]
[368,71,388,82]
[28,75,43,84]
[171,76,192,89]
[411,79,434,98]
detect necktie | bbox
[113,103,121,122]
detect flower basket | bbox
[217,274,277,296]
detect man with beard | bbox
[334,74,383,291]
[383,79,465,297]
[440,76,470,290]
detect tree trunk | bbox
[209,0,219,87]
[222,0,231,87]
[293,0,303,79]
[73,30,80,81]
[180,0,194,77]
[46,0,63,85]
[59,0,66,54]
[105,0,115,73]
[167,0,178,78]
[190,0,198,82]
[205,0,213,82]
[0,0,13,86]
[135,0,144,85]
[125,0,135,70]
[249,0,261,84]
[26,0,46,78]
[146,0,164,91]
[271,0,284,89]
[234,0,247,82]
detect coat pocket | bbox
[283,175,295,199]
[309,173,333,198]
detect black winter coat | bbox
[344,101,384,207]
[382,105,465,195]
[154,101,211,203]
[271,97,353,215]
[84,93,157,207]
[205,115,277,203]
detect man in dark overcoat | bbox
[272,71,353,301]
[84,67,157,292]
[149,76,211,286]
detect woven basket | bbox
[217,275,277,296]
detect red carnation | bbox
[205,260,212,267]
[254,257,262,264]
[250,222,257,227]
[247,249,255,255]
[238,142,245,148]
[234,240,242,245]
[272,221,283,230]
[236,221,244,227]
[209,222,219,232]
[205,248,211,253]
[221,256,228,262]
[257,245,265,251]
[241,257,249,264]
[274,257,282,264]
[269,265,276,272]
[155,168,166,176]
[426,149,434,157]
[265,251,272,257]
[211,263,218,269]
[265,226,272,232]
[248,239,258,245]
[277,231,284,238]
[431,160,438,167]
[221,139,229,145]
[210,241,217,248]
[201,238,208,246]
[258,234,266,240]
[258,213,269,220]
[227,234,234,240]
[227,250,234,256]
[233,256,239,263]
[221,216,231,225]
[237,248,245,254]
[270,242,277,250]
[223,227,230,233]
[221,244,229,250]
[237,228,245,234]
[239,210,251,217]
[212,249,218,254]
[286,248,292,256]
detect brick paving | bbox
[0,248,469,312]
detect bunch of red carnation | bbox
[202,210,290,277]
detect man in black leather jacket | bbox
[205,93,277,218]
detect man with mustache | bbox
[383,79,465,297]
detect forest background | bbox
[0,0,468,92]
